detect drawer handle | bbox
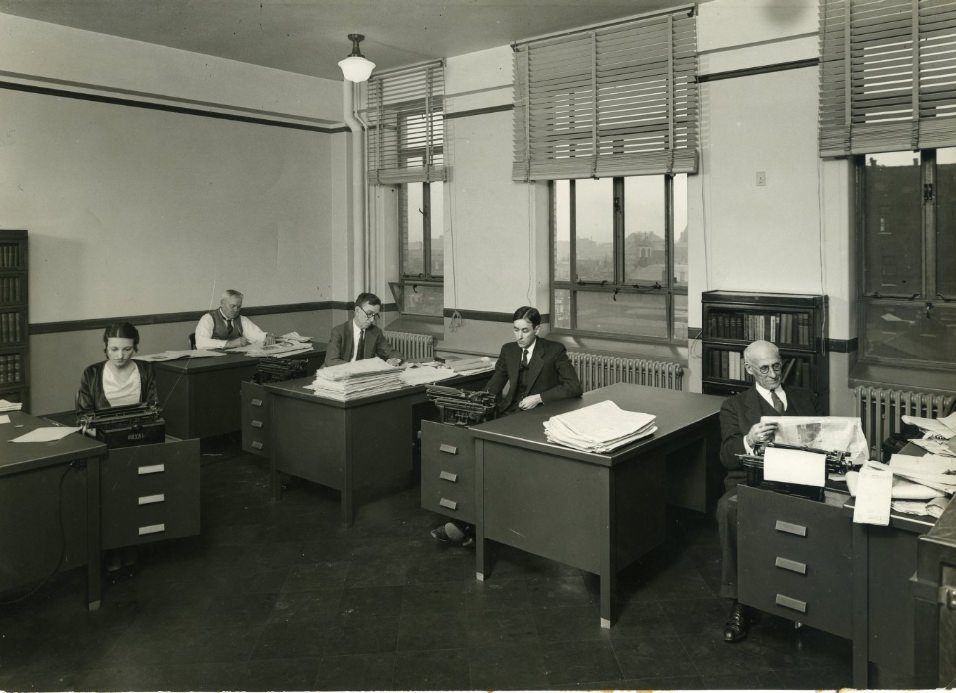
[138,523,166,536]
[138,464,165,475]
[251,420,264,428]
[439,498,458,510]
[774,520,807,537]
[439,471,458,483]
[252,441,264,450]
[775,557,807,575]
[251,398,264,407]
[775,593,807,614]
[439,443,458,455]
[138,494,165,506]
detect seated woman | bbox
[431,305,583,546]
[77,321,158,420]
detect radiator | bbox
[854,386,956,460]
[384,330,435,362]
[568,351,684,392]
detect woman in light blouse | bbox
[76,321,158,419]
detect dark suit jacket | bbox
[719,386,822,491]
[324,321,402,366]
[485,337,582,414]
[76,360,158,421]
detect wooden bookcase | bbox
[0,230,29,410]
[701,290,828,411]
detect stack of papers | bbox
[399,365,460,387]
[0,398,22,412]
[543,400,657,453]
[304,358,404,401]
[444,357,494,374]
[280,331,311,343]
[136,350,225,361]
[888,453,956,495]
[902,411,956,439]
[233,341,313,358]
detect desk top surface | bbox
[1,411,106,476]
[151,345,326,373]
[471,383,725,465]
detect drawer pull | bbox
[138,464,165,475]
[138,494,165,506]
[251,441,264,450]
[138,523,166,536]
[439,471,458,483]
[775,594,807,614]
[439,443,458,455]
[775,557,807,575]
[774,520,807,537]
[251,398,264,407]
[439,498,458,510]
[251,420,264,429]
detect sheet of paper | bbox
[762,446,826,487]
[901,413,956,439]
[853,464,893,525]
[0,415,9,424]
[136,349,226,361]
[10,426,80,443]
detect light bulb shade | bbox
[339,55,376,82]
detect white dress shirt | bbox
[351,320,365,362]
[194,311,269,349]
[743,383,789,454]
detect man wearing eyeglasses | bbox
[324,292,403,367]
[717,339,822,644]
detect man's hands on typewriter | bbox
[746,421,778,447]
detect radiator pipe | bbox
[342,80,366,296]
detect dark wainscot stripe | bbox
[697,58,819,83]
[826,337,858,354]
[443,308,550,324]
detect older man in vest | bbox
[194,289,275,350]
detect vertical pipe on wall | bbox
[342,80,366,296]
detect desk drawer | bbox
[421,421,475,523]
[738,484,852,638]
[241,381,269,456]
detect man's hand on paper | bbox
[387,358,403,367]
[518,394,543,410]
[746,421,778,447]
[263,333,276,346]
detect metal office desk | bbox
[153,346,325,439]
[470,383,724,628]
[266,370,489,526]
[0,411,107,609]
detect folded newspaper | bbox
[544,400,657,453]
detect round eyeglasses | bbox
[749,361,783,376]
[356,305,381,322]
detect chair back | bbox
[188,333,196,350]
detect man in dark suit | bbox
[718,339,823,643]
[324,292,403,367]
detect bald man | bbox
[194,289,275,350]
[717,340,823,643]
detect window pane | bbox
[574,178,613,283]
[862,301,956,365]
[401,283,443,317]
[937,148,956,298]
[623,176,666,285]
[673,174,688,288]
[553,288,572,329]
[863,152,922,297]
[430,182,444,277]
[673,293,687,341]
[554,181,571,282]
[403,182,424,276]
[576,291,667,338]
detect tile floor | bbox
[0,437,853,691]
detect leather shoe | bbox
[723,600,751,643]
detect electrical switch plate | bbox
[756,171,767,186]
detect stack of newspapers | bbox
[304,358,403,401]
[544,400,657,453]
[0,398,22,412]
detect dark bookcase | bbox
[701,290,828,411]
[0,230,29,410]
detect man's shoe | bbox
[430,525,453,543]
[723,600,750,643]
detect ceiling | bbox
[0,0,698,81]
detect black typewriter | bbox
[737,442,854,501]
[253,357,309,384]
[425,385,497,427]
[78,402,165,448]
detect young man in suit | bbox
[324,292,403,367]
[717,339,823,642]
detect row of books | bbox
[0,244,22,270]
[707,311,813,346]
[0,313,22,343]
[0,277,22,304]
[0,354,23,385]
[707,350,814,389]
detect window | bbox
[398,180,443,317]
[858,149,956,369]
[552,174,687,342]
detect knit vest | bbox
[208,310,244,340]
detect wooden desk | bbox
[153,347,325,439]
[0,412,107,609]
[470,383,724,628]
[266,371,489,526]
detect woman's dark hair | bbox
[102,322,140,351]
[512,306,541,328]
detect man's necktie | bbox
[770,388,785,414]
[355,329,366,361]
[226,319,235,338]
[521,348,529,368]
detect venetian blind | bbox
[819,0,956,156]
[512,8,699,182]
[367,61,446,184]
